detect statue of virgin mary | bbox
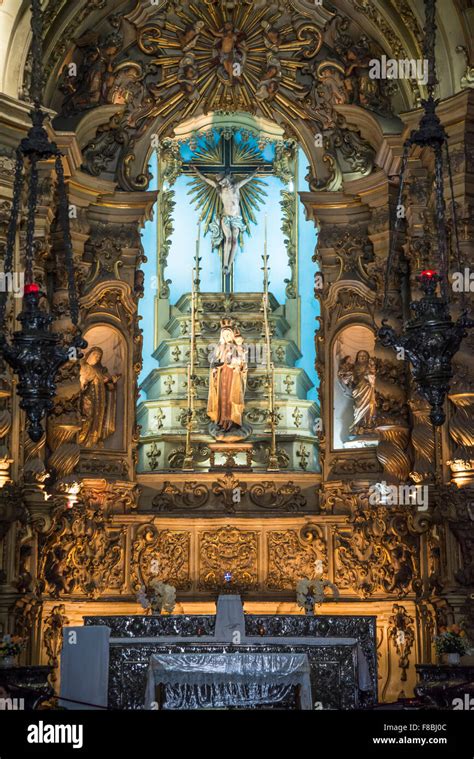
[207,321,249,441]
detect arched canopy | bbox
[0,0,471,191]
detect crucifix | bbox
[183,135,272,293]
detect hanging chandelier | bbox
[378,0,472,427]
[0,0,86,442]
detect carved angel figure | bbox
[255,53,282,101]
[337,350,377,435]
[210,21,247,83]
[177,20,205,52]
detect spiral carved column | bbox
[448,393,474,486]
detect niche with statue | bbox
[79,325,126,450]
[333,325,377,450]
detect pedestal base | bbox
[209,442,253,470]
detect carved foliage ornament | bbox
[39,500,125,598]
[388,603,415,684]
[267,524,327,590]
[55,3,383,190]
[334,502,425,598]
[43,604,70,687]
[199,525,258,590]
[131,524,191,592]
[152,477,307,512]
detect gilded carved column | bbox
[300,191,380,488]
[363,175,412,483]
[73,187,155,495]
[439,92,474,487]
[409,397,436,484]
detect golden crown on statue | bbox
[220,317,233,329]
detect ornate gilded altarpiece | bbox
[0,0,472,706]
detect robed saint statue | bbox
[207,320,249,440]
[337,349,377,437]
[78,347,120,448]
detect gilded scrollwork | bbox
[266,525,327,590]
[334,504,423,598]
[130,524,190,591]
[249,480,306,511]
[85,223,138,285]
[152,481,210,511]
[38,501,125,598]
[199,525,258,591]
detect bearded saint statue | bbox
[78,347,120,448]
[337,350,377,436]
[207,322,248,440]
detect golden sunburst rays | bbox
[186,178,222,236]
[184,134,269,236]
[239,178,268,233]
[191,139,223,165]
[232,140,263,166]
[133,1,323,128]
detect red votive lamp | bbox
[420,269,437,278]
[24,283,40,294]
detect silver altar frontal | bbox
[145,652,313,710]
[58,596,378,710]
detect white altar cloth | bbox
[59,626,110,710]
[65,596,373,708]
[214,595,246,642]
[144,652,312,710]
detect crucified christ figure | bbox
[192,167,259,273]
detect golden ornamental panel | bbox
[130,524,191,591]
[198,525,258,591]
[266,526,327,590]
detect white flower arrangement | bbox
[137,578,176,614]
[296,577,340,611]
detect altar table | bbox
[78,597,378,709]
[145,652,313,710]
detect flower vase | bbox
[441,653,461,665]
[304,595,315,616]
[0,655,16,669]
[150,605,162,616]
